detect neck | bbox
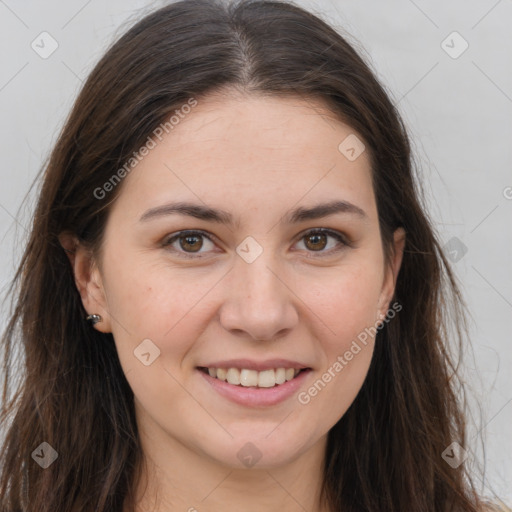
[125,415,331,512]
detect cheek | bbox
[101,251,221,365]
[301,261,383,347]
[297,266,380,424]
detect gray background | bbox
[0,0,510,503]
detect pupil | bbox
[182,235,202,252]
[306,233,326,251]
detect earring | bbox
[86,314,102,325]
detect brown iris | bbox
[304,232,328,251]
[179,234,203,252]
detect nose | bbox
[218,254,299,342]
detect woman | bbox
[0,0,507,510]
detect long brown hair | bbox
[0,0,496,510]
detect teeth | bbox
[226,368,241,385]
[275,368,286,385]
[205,367,302,388]
[240,369,258,387]
[258,369,275,388]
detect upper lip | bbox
[197,359,311,371]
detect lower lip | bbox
[197,369,311,407]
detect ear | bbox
[376,227,406,322]
[58,231,112,333]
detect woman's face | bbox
[77,92,404,469]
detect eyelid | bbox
[291,227,351,257]
[161,229,219,259]
[162,228,351,259]
[295,227,351,246]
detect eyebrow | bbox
[139,200,367,226]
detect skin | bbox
[61,90,405,512]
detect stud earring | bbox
[86,314,102,325]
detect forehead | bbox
[109,91,377,226]
[163,91,363,163]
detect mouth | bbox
[197,366,311,389]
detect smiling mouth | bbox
[198,367,310,388]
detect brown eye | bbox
[296,229,348,256]
[304,232,328,251]
[179,234,203,252]
[163,230,216,258]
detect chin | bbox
[201,425,318,470]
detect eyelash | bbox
[161,228,350,260]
